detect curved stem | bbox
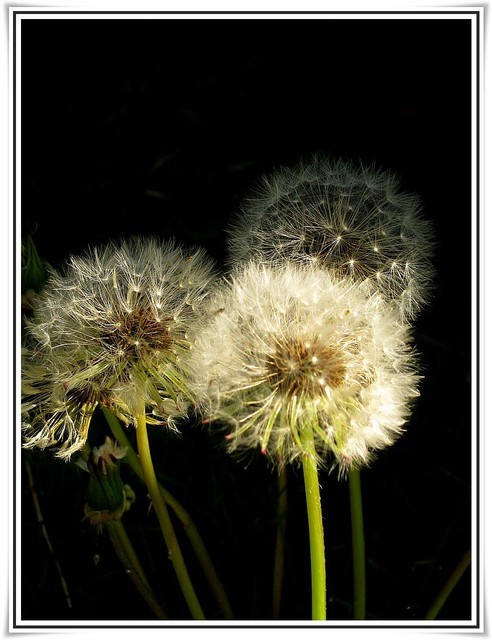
[134,408,205,620]
[300,424,326,620]
[272,465,288,619]
[425,549,471,620]
[349,467,366,620]
[106,520,168,619]
[102,407,233,619]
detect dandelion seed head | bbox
[189,262,420,472]
[22,236,216,459]
[227,156,435,320]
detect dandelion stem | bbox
[24,460,73,610]
[425,549,471,620]
[106,520,169,619]
[109,518,150,589]
[300,424,326,620]
[349,467,366,619]
[134,407,205,620]
[272,464,288,619]
[102,406,233,619]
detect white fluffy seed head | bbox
[188,261,420,474]
[22,236,217,459]
[227,156,435,321]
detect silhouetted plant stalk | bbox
[272,464,288,619]
[425,549,471,620]
[107,519,169,620]
[349,468,366,619]
[102,406,234,619]
[24,459,73,610]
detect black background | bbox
[20,15,473,623]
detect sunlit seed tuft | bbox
[22,236,217,459]
[188,262,420,472]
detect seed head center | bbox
[104,308,172,360]
[266,337,346,397]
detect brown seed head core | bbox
[103,308,173,360]
[265,336,346,398]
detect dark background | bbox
[20,15,473,623]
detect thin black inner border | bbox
[12,8,481,630]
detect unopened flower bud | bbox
[84,437,135,531]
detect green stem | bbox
[425,549,471,620]
[134,407,205,620]
[272,465,288,619]
[349,467,366,620]
[110,519,151,590]
[106,520,168,619]
[300,424,326,620]
[102,407,233,619]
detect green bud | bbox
[84,437,134,531]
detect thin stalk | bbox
[348,467,366,620]
[24,460,73,609]
[272,465,288,619]
[425,549,471,620]
[300,424,326,620]
[107,520,168,619]
[134,407,205,619]
[102,407,233,619]
[110,518,151,590]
